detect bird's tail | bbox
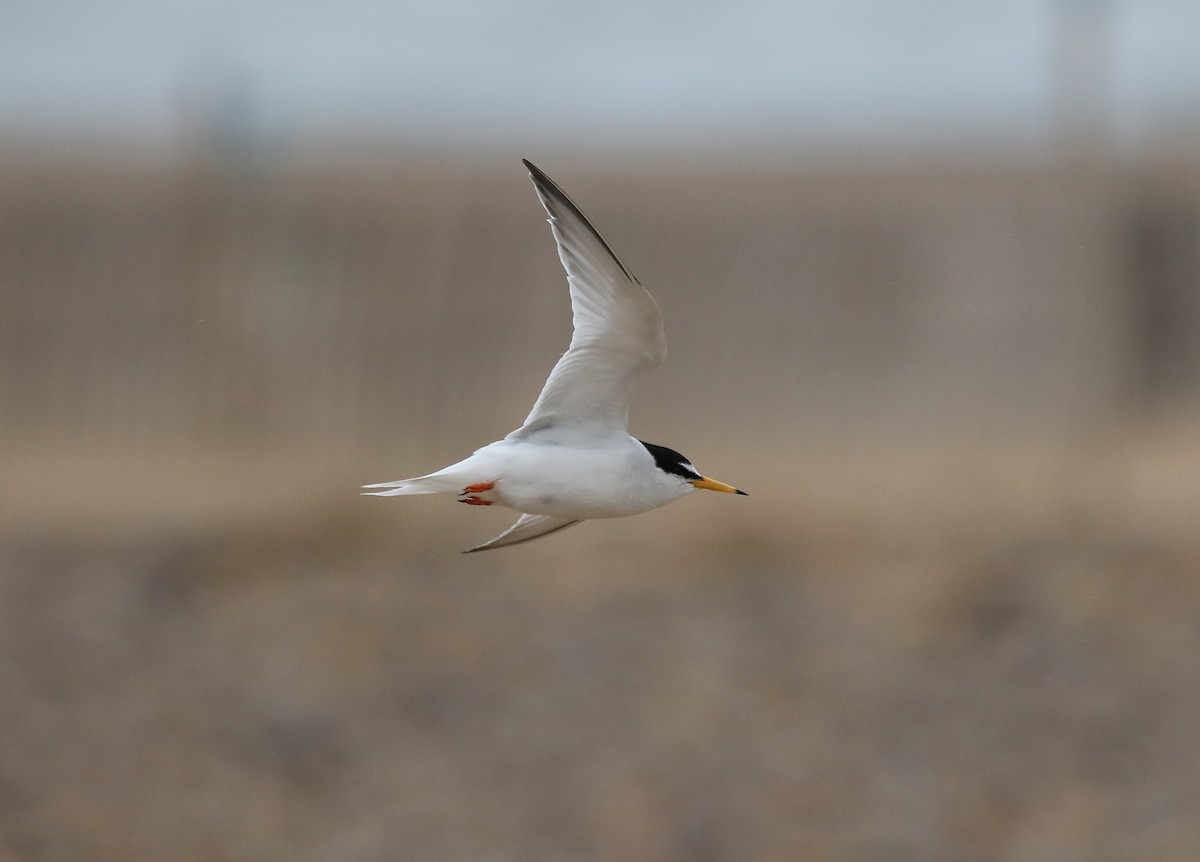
[361,473,462,497]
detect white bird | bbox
[364,159,745,552]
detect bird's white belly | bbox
[473,438,688,519]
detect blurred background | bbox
[3,1,1200,859]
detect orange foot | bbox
[459,480,496,506]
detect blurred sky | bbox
[3,0,1199,156]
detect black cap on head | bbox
[639,440,702,481]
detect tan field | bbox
[2,147,1199,861]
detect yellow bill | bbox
[689,476,748,495]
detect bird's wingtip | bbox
[523,159,553,186]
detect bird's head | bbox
[639,441,747,496]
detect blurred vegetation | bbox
[1,147,1199,861]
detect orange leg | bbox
[459,480,496,506]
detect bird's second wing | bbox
[514,160,666,436]
[463,513,582,553]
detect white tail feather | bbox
[362,485,440,497]
[361,473,463,496]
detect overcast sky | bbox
[3,0,1198,155]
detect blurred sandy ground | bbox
[2,143,1200,861]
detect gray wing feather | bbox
[463,513,583,553]
[514,160,666,436]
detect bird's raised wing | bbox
[512,160,666,437]
[463,513,582,553]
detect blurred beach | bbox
[3,1,1200,859]
[3,145,1200,862]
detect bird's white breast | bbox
[469,434,692,520]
